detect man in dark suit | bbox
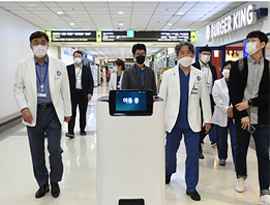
[229,30,269,204]
[192,46,217,159]
[65,51,94,138]
[121,43,157,95]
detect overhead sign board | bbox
[48,30,193,43]
[51,31,96,42]
[102,31,191,42]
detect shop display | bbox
[91,65,99,86]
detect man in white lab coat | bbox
[159,41,211,201]
[13,31,71,199]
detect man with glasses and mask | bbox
[192,46,218,159]
[14,31,71,199]
[121,43,157,95]
[229,30,270,205]
[159,41,211,201]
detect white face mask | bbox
[179,56,193,68]
[74,57,82,64]
[113,66,118,72]
[200,54,210,64]
[245,42,259,55]
[33,45,47,58]
[222,69,230,78]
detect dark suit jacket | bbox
[192,60,218,109]
[229,57,269,124]
[121,64,157,95]
[66,64,94,100]
[192,61,218,82]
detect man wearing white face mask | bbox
[212,61,237,167]
[192,46,218,159]
[66,51,94,138]
[229,30,270,205]
[14,31,71,198]
[159,41,211,201]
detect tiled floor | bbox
[0,83,261,205]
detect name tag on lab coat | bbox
[37,93,47,98]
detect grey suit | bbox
[121,64,157,95]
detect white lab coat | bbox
[109,72,124,90]
[212,77,232,127]
[13,55,72,127]
[159,65,212,133]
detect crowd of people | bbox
[13,30,269,204]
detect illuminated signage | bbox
[51,31,96,42]
[48,30,193,43]
[102,31,191,42]
[96,30,102,42]
[127,30,134,38]
[159,32,190,42]
[206,4,257,41]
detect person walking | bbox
[13,31,71,198]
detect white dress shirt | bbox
[199,60,213,95]
[75,64,83,89]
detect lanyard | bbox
[36,62,49,92]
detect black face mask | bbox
[136,55,145,64]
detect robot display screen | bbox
[109,90,153,115]
[115,91,147,112]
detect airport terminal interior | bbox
[0,1,270,205]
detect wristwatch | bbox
[248,100,253,107]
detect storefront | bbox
[195,1,270,78]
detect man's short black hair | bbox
[29,31,49,43]
[199,46,212,53]
[223,60,234,68]
[132,44,146,55]
[73,50,83,57]
[246,30,268,45]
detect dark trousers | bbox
[235,120,269,191]
[68,90,88,134]
[199,94,215,151]
[166,127,200,192]
[27,106,63,187]
[215,118,237,165]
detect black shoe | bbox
[211,140,216,147]
[35,183,49,198]
[80,131,87,135]
[51,182,60,198]
[65,133,74,138]
[199,151,204,159]
[186,190,201,201]
[166,174,172,184]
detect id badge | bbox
[37,93,47,98]
[191,87,198,94]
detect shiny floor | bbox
[0,83,260,205]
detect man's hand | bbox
[88,94,92,101]
[241,116,250,131]
[227,107,234,118]
[236,101,249,112]
[22,108,33,124]
[64,116,71,122]
[205,123,212,134]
